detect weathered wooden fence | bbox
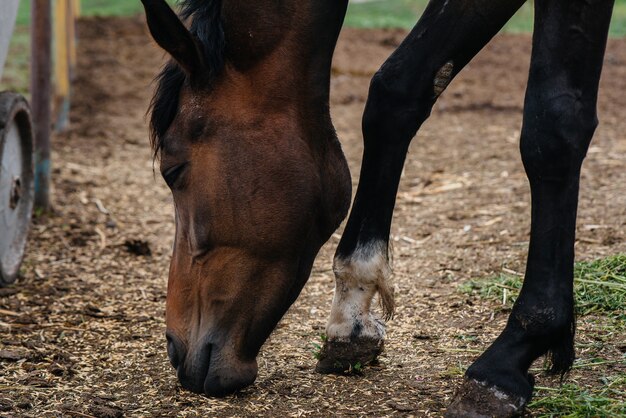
[30,0,80,209]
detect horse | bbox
[139,0,615,416]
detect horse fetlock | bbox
[327,241,393,340]
[332,240,395,320]
[512,304,576,375]
[446,378,529,418]
[326,309,386,342]
[512,301,575,343]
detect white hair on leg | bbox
[326,240,395,342]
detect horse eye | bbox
[162,162,189,189]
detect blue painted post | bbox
[31,0,52,211]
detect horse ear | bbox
[141,0,204,75]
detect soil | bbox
[1,16,625,417]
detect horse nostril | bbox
[173,338,213,394]
[165,331,185,370]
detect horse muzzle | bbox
[166,331,258,397]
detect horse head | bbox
[141,0,351,396]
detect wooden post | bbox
[68,0,78,81]
[53,0,70,131]
[31,0,52,211]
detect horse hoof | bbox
[445,378,528,418]
[315,337,384,374]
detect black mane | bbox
[148,0,225,159]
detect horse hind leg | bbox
[447,1,615,417]
[316,0,526,374]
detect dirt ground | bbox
[1,16,625,417]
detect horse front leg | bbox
[316,0,526,374]
[447,1,615,416]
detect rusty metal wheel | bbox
[0,91,34,286]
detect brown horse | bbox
[140,0,615,416]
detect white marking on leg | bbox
[473,379,527,411]
[326,240,395,342]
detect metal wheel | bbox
[0,91,34,286]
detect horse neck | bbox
[220,1,349,107]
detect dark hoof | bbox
[315,337,384,374]
[445,378,528,418]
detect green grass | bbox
[530,379,626,417]
[15,0,176,25]
[79,0,177,18]
[309,333,327,360]
[2,0,177,92]
[346,0,626,37]
[0,27,30,95]
[460,255,626,317]
[345,0,428,29]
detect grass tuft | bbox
[574,255,626,316]
[309,334,328,360]
[460,254,626,317]
[529,378,626,417]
